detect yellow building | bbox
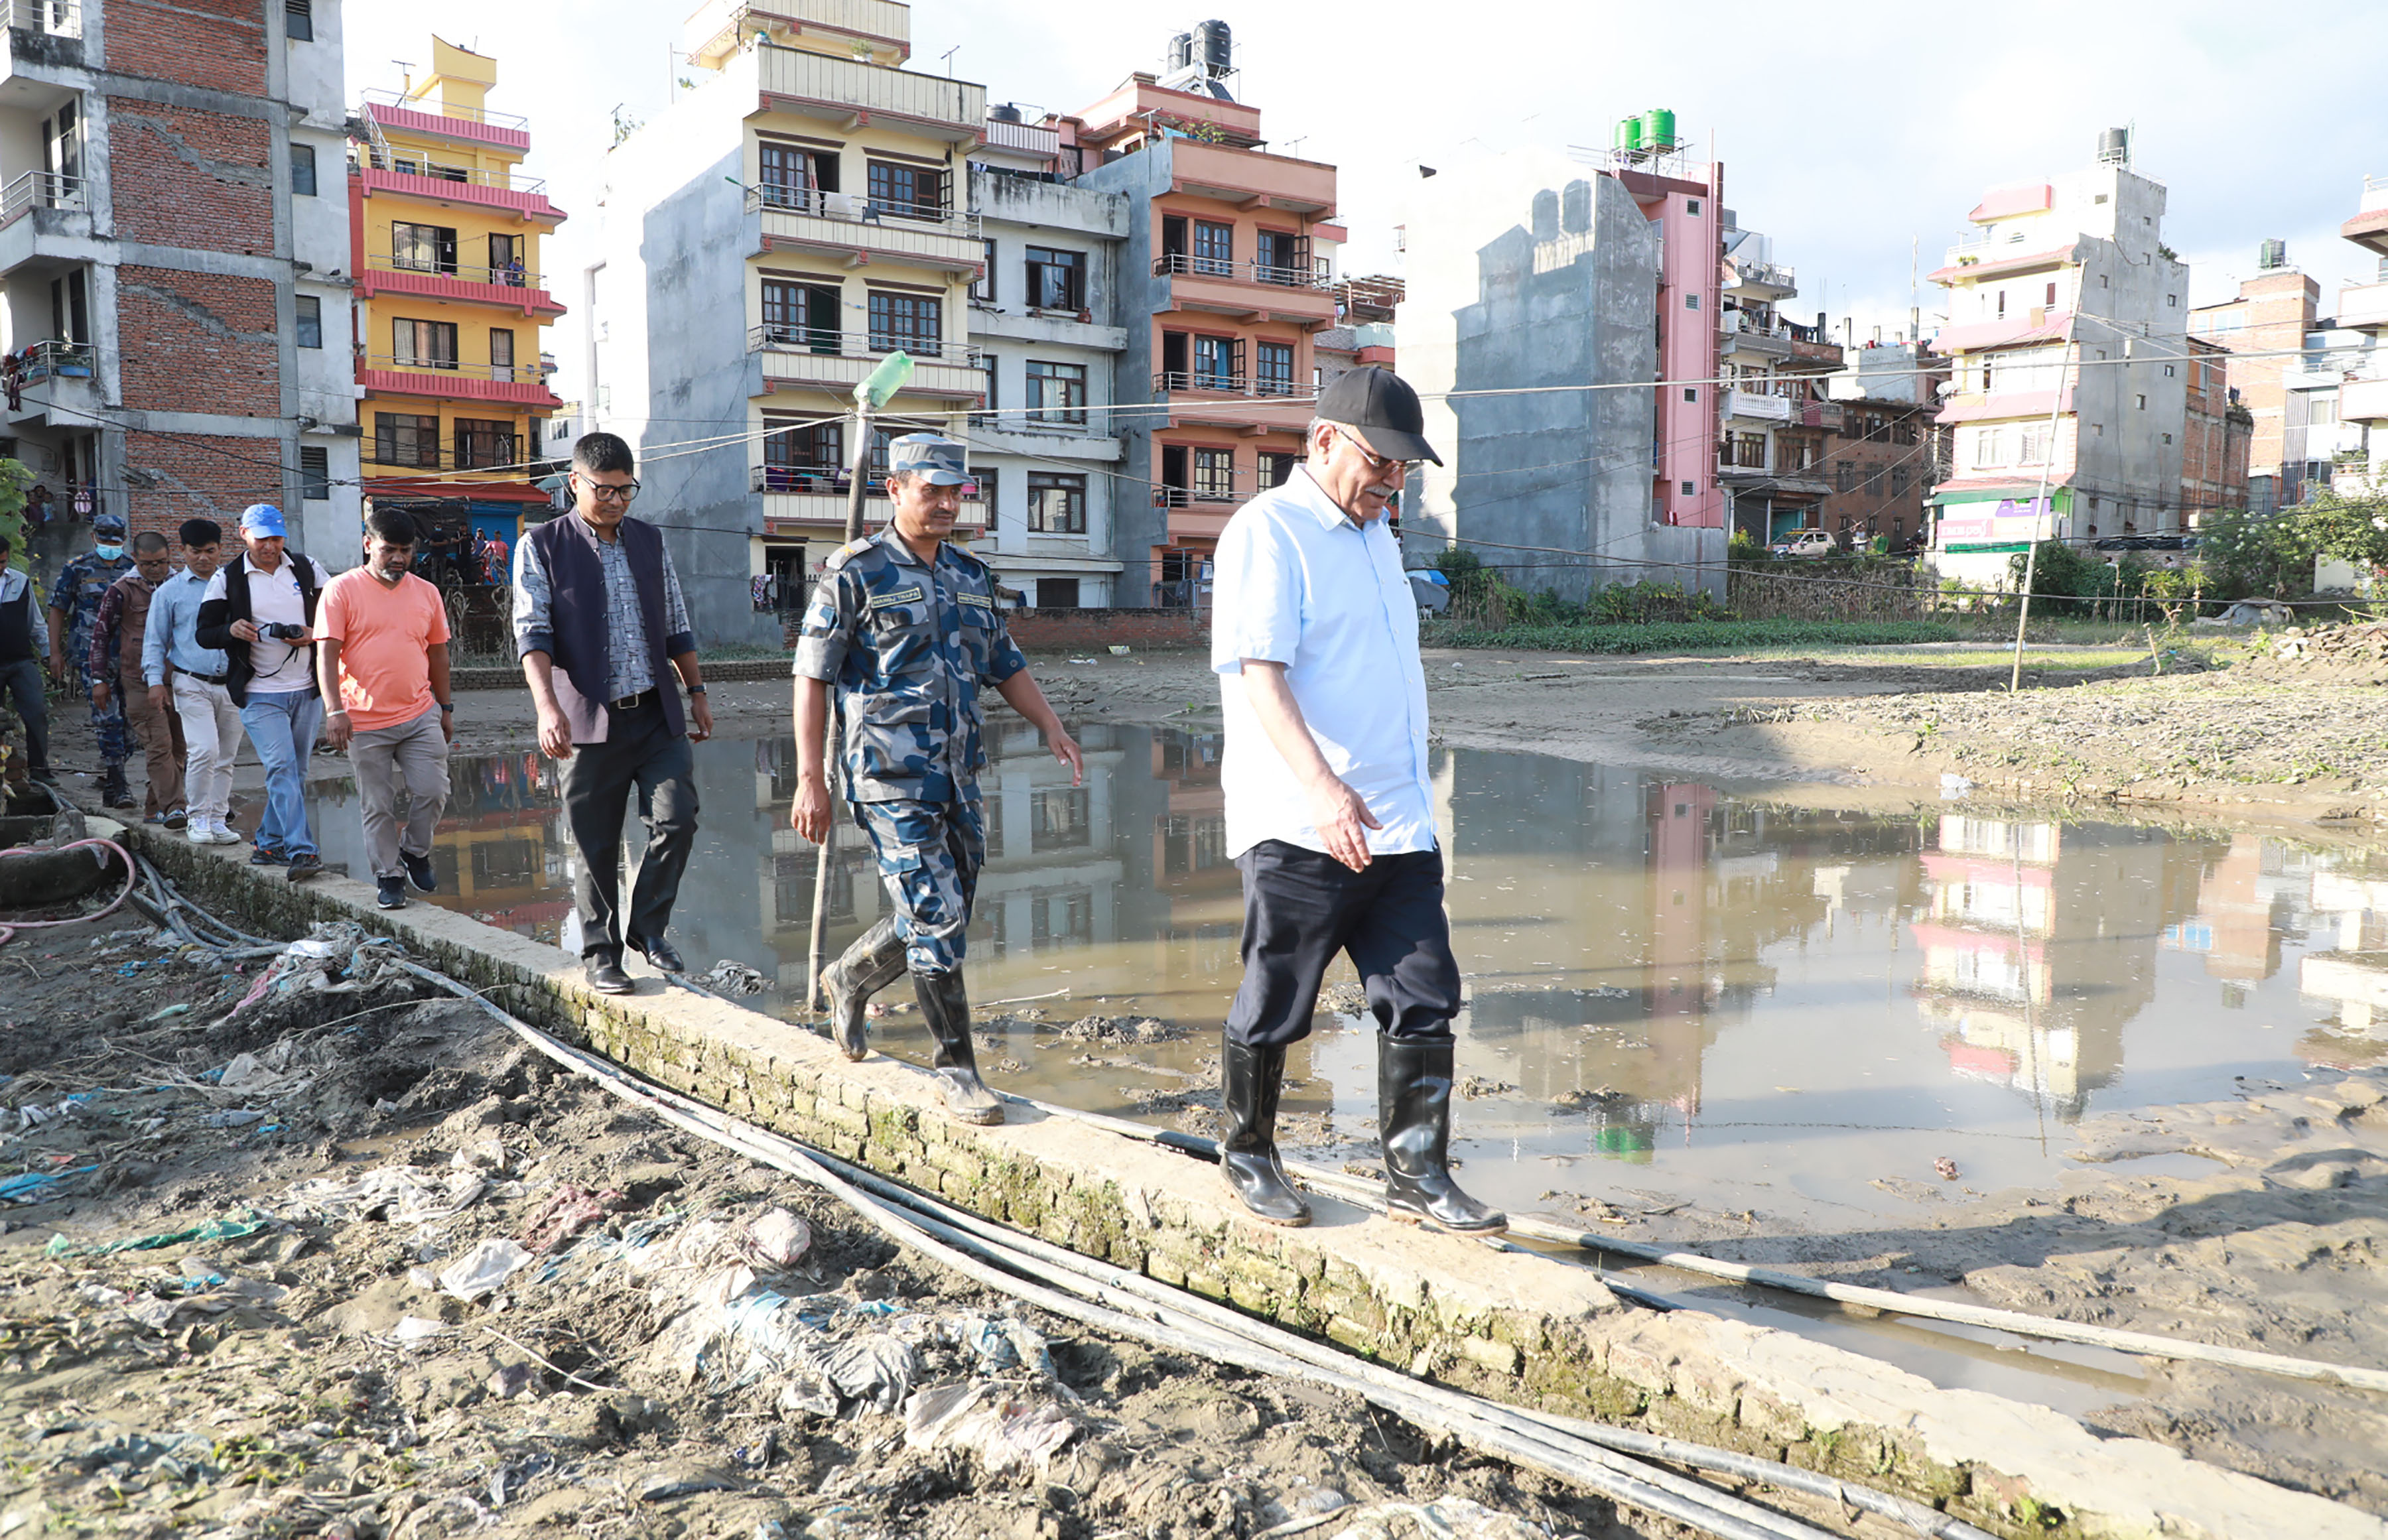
[352,38,564,551]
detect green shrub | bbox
[1426,618,1961,653]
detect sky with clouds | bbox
[347,0,2388,386]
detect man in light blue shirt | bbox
[142,518,245,845]
[1210,365,1502,1237]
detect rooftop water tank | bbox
[2258,238,2287,270]
[1642,107,1677,153]
[988,102,1023,123]
[1195,19,1231,74]
[2097,126,2130,166]
[1167,31,1193,71]
[1615,115,1643,153]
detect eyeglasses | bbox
[1337,428,1417,482]
[576,474,641,503]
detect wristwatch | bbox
[687,683,707,694]
[439,702,454,712]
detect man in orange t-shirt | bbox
[316,505,454,910]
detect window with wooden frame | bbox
[1024,246,1085,310]
[1192,447,1236,500]
[762,279,843,352]
[489,328,516,383]
[1026,359,1086,426]
[760,143,836,209]
[1192,334,1240,391]
[391,318,457,369]
[1254,229,1306,285]
[1192,219,1234,276]
[867,290,942,356]
[761,419,844,490]
[374,411,438,468]
[1260,450,1298,488]
[455,417,517,470]
[1253,341,1295,396]
[866,160,943,221]
[391,222,457,276]
[1027,471,1087,533]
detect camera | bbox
[259,622,307,641]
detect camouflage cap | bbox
[91,512,127,537]
[889,433,970,487]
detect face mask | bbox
[95,544,123,560]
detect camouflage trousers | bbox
[84,672,129,768]
[852,797,985,975]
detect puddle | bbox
[303,726,2382,1237]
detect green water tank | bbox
[1643,107,1677,153]
[1615,115,1642,153]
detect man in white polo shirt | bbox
[196,503,334,881]
[1210,365,1503,1236]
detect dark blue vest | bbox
[526,513,683,744]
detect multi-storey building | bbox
[1717,214,1840,543]
[1314,275,1398,403]
[2188,249,2318,515]
[350,39,564,552]
[1819,342,1949,551]
[1924,131,2190,586]
[590,0,989,644]
[963,115,1128,609]
[2180,335,2250,525]
[0,0,358,566]
[1398,133,1726,600]
[2332,179,2388,501]
[1069,31,1342,608]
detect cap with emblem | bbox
[888,433,970,487]
[91,512,126,537]
[239,503,288,538]
[1315,364,1442,467]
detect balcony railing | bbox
[743,182,977,237]
[1153,485,1240,509]
[360,87,529,133]
[365,443,527,473]
[363,354,547,385]
[756,47,985,138]
[754,463,851,495]
[0,0,80,38]
[982,117,1059,157]
[9,338,92,379]
[367,252,547,289]
[1153,253,1329,290]
[1153,371,1305,399]
[354,151,548,197]
[0,170,84,222]
[747,324,975,366]
[1729,259,1796,292]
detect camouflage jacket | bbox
[52,550,133,674]
[792,530,1027,804]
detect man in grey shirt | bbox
[513,432,712,995]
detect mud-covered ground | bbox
[0,915,1735,1540]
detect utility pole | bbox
[2009,317,2081,692]
[805,352,914,1010]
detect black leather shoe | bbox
[1221,1036,1310,1226]
[821,917,906,1061]
[1378,1035,1506,1234]
[585,958,635,995]
[284,853,324,881]
[914,970,1002,1125]
[630,934,685,973]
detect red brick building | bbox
[2181,335,2251,524]
[2190,257,2318,514]
[0,0,359,559]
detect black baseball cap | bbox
[1316,364,1441,467]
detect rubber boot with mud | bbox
[1378,1035,1506,1234]
[1221,1036,1311,1226]
[914,969,1003,1125]
[821,917,907,1061]
[100,761,133,810]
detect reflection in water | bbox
[306,730,2387,1223]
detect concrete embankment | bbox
[129,826,2388,1540]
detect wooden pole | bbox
[805,405,876,1011]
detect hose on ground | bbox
[0,837,141,946]
[992,1089,2388,1397]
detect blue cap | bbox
[888,433,970,486]
[239,503,287,538]
[91,513,126,537]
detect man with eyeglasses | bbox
[1209,365,1504,1236]
[513,432,712,995]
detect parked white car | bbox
[1768,529,1837,558]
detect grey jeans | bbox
[350,705,449,879]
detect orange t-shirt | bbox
[317,570,451,731]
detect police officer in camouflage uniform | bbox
[48,511,135,806]
[790,434,1082,1125]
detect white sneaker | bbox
[191,820,228,845]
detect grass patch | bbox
[1429,619,1965,654]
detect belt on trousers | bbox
[180,671,229,686]
[607,689,656,711]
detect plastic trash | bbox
[0,1166,96,1204]
[903,1383,1081,1476]
[439,1237,533,1303]
[280,1164,490,1226]
[391,1316,448,1348]
[693,960,768,996]
[823,1332,917,1413]
[202,1109,266,1129]
[46,1213,269,1259]
[742,1208,813,1271]
[518,1184,626,1253]
[1939,773,1975,799]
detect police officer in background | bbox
[50,511,136,806]
[789,434,1082,1125]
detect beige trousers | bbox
[350,706,450,880]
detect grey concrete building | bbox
[1398,150,1725,600]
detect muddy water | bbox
[304,724,2381,1234]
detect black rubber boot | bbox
[1221,1036,1311,1226]
[821,917,907,1061]
[1379,1035,1506,1234]
[914,970,1003,1125]
[101,761,133,809]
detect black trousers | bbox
[561,698,698,960]
[0,657,46,773]
[1225,840,1463,1048]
